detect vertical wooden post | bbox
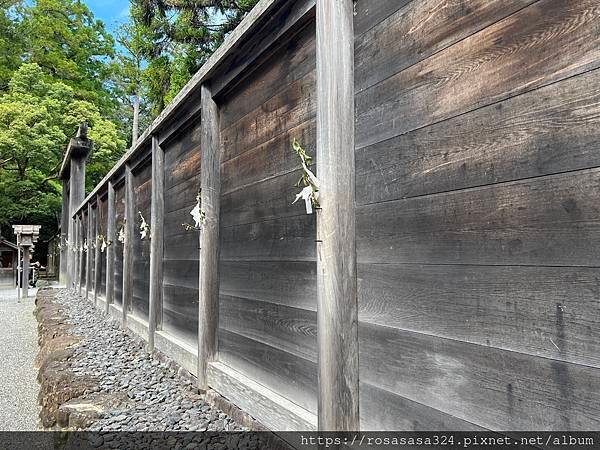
[22,246,30,299]
[122,164,135,326]
[106,181,116,313]
[316,0,360,431]
[60,179,69,285]
[72,216,78,291]
[93,197,101,305]
[197,83,222,390]
[77,215,84,295]
[86,203,93,300]
[148,135,165,351]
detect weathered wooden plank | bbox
[105,181,116,313]
[355,0,600,149]
[360,382,484,431]
[85,203,93,300]
[359,322,600,430]
[207,362,317,431]
[93,196,101,304]
[162,233,200,261]
[359,263,600,368]
[149,135,165,350]
[221,170,309,227]
[197,83,221,390]
[131,162,152,321]
[355,0,537,93]
[165,150,202,192]
[157,90,202,148]
[219,21,316,129]
[113,184,125,306]
[218,328,317,414]
[122,164,135,323]
[221,70,316,162]
[220,295,317,362]
[357,168,600,266]
[163,260,199,290]
[222,120,316,196]
[316,0,358,431]
[97,196,108,298]
[356,69,600,205]
[353,0,411,37]
[220,260,316,311]
[162,284,199,346]
[220,215,316,261]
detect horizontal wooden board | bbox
[221,169,311,227]
[221,119,316,196]
[162,284,198,346]
[359,263,600,367]
[356,69,600,205]
[219,295,317,361]
[220,214,316,261]
[220,21,316,129]
[360,382,484,431]
[162,233,200,261]
[221,70,316,162]
[355,0,536,92]
[220,260,317,311]
[163,259,199,290]
[359,322,600,430]
[218,328,317,413]
[355,0,600,149]
[357,168,600,266]
[353,0,412,37]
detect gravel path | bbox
[53,289,247,433]
[0,287,40,430]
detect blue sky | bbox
[86,0,130,32]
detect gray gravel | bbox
[0,287,40,430]
[53,289,248,433]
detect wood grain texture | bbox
[316,0,359,431]
[355,0,600,149]
[60,179,69,284]
[220,260,316,311]
[360,382,484,431]
[358,263,600,368]
[162,284,199,345]
[356,69,600,205]
[220,214,316,261]
[221,70,316,162]
[357,168,600,266]
[93,196,101,304]
[97,196,107,298]
[105,181,116,313]
[353,0,412,37]
[132,161,152,321]
[359,322,600,430]
[207,361,317,431]
[198,84,220,390]
[149,135,165,350]
[85,203,93,300]
[122,164,135,324]
[219,295,317,362]
[218,328,317,414]
[113,184,125,306]
[355,0,536,93]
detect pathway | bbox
[0,286,40,430]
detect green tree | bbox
[130,0,260,116]
[0,64,126,249]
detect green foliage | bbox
[130,0,260,116]
[0,64,126,253]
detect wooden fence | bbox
[59,0,600,432]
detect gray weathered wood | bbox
[77,215,84,295]
[316,0,359,431]
[93,196,102,305]
[148,135,165,351]
[197,83,221,390]
[86,203,93,299]
[122,164,135,326]
[355,0,600,150]
[105,181,116,313]
[60,180,69,285]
